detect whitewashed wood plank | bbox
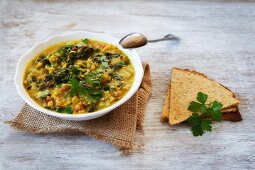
[0,0,255,169]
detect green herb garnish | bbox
[56,107,73,114]
[99,56,109,69]
[187,92,223,137]
[68,78,103,104]
[81,38,89,44]
[113,61,126,70]
[39,90,50,99]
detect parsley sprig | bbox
[68,78,103,103]
[187,92,223,136]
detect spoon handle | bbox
[147,34,178,43]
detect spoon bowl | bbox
[119,33,178,48]
[119,33,148,49]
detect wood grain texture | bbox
[1,0,255,169]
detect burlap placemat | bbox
[11,63,152,154]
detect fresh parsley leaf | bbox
[68,78,103,103]
[196,92,208,104]
[188,117,212,136]
[200,120,212,131]
[188,101,201,112]
[200,105,207,113]
[79,88,102,103]
[204,107,213,117]
[88,95,102,103]
[81,38,89,44]
[191,126,203,136]
[212,110,222,121]
[211,101,223,112]
[83,73,102,87]
[87,88,103,95]
[113,61,126,70]
[68,78,79,96]
[187,113,200,126]
[188,114,212,136]
[56,107,73,114]
[187,92,224,137]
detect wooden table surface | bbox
[1,0,255,169]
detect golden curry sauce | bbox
[23,39,135,114]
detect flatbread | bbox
[160,82,171,122]
[169,68,240,125]
[160,80,241,123]
[221,106,238,113]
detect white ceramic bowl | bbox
[14,31,144,121]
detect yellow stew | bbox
[23,39,135,114]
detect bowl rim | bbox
[14,31,144,120]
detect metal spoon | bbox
[119,33,178,48]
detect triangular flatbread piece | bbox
[169,68,240,125]
[160,81,241,123]
[160,82,171,122]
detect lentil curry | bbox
[23,39,135,114]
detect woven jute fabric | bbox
[11,63,152,154]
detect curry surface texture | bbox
[23,39,135,114]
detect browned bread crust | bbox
[221,109,242,122]
[161,68,242,124]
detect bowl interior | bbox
[14,31,144,121]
